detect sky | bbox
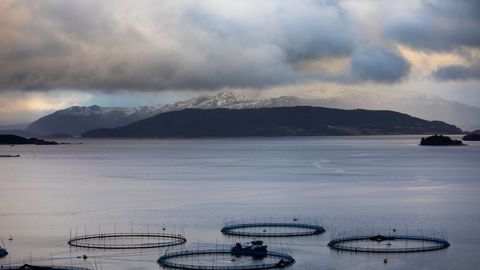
[0,0,479,124]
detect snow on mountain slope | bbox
[26,90,480,135]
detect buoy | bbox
[82,255,88,260]
[8,235,13,241]
[384,257,388,264]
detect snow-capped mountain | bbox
[158,90,480,132]
[26,90,480,136]
[26,105,161,136]
[26,92,310,136]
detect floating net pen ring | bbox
[68,232,186,249]
[221,222,325,237]
[328,235,450,253]
[158,249,295,270]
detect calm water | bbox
[1,136,479,270]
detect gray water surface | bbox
[1,136,479,269]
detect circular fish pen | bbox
[328,234,450,253]
[158,249,295,269]
[68,232,186,249]
[221,222,325,237]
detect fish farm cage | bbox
[67,232,186,249]
[221,217,325,237]
[328,228,450,253]
[158,249,295,270]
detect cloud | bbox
[384,0,480,52]
[433,64,480,80]
[0,0,362,92]
[0,91,93,124]
[351,47,411,83]
[383,0,480,81]
[1,0,477,92]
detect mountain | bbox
[153,90,480,131]
[303,89,480,132]
[26,92,308,136]
[26,105,161,136]
[83,106,462,138]
[25,91,480,136]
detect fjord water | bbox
[1,136,479,269]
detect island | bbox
[0,134,59,145]
[420,134,464,146]
[82,106,463,138]
[462,131,480,141]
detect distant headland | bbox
[420,134,464,146]
[0,134,59,145]
[462,131,480,141]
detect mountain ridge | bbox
[26,91,480,135]
[82,106,462,138]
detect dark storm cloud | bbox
[351,47,411,83]
[433,64,480,80]
[0,0,416,92]
[385,0,480,51]
[384,0,480,81]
